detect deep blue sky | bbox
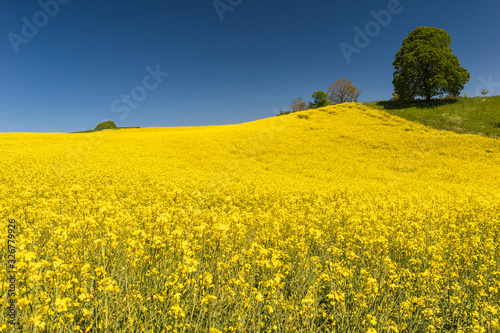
[1,0,499,133]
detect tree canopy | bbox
[290,97,308,112]
[392,27,470,101]
[328,79,361,104]
[95,120,117,131]
[310,91,329,108]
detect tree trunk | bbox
[424,64,431,102]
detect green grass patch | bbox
[364,96,500,138]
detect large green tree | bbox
[392,27,470,101]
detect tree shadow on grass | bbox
[375,99,459,110]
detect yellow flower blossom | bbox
[55,298,72,312]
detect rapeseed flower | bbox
[1,103,499,331]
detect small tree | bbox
[310,91,329,108]
[393,27,470,102]
[328,79,361,104]
[95,120,117,131]
[290,97,308,112]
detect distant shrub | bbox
[277,111,291,116]
[445,94,458,100]
[95,120,117,131]
[297,114,309,119]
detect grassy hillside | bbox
[365,95,500,138]
[1,103,499,332]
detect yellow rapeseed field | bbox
[1,103,499,332]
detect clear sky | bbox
[1,0,499,133]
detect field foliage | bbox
[1,103,500,332]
